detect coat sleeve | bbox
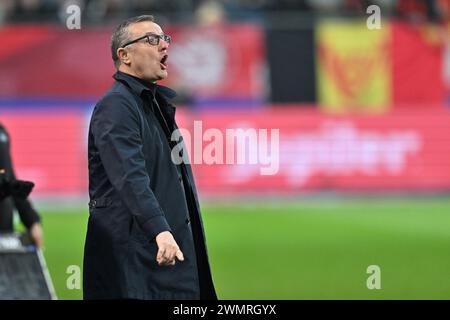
[91,93,171,241]
[0,125,41,229]
[13,195,41,229]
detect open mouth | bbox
[160,55,168,70]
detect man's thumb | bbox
[176,249,184,261]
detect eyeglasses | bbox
[121,32,172,48]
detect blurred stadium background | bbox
[1,0,450,299]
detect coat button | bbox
[185,218,190,224]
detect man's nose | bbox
[160,39,169,50]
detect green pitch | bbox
[38,198,450,300]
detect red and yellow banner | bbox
[316,20,446,113]
[317,21,391,114]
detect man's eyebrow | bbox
[145,32,164,36]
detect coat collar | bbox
[113,71,177,102]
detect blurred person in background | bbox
[2,0,58,22]
[0,123,43,248]
[438,0,450,20]
[83,15,216,300]
[396,0,441,22]
[196,0,226,26]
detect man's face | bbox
[120,21,169,82]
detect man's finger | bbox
[163,248,175,261]
[157,248,164,259]
[176,249,184,261]
[157,248,166,263]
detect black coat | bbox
[83,71,216,300]
[0,123,40,231]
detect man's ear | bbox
[117,47,131,66]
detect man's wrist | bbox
[156,230,172,242]
[141,214,172,242]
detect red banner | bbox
[0,110,87,194]
[392,22,445,106]
[161,24,265,99]
[0,23,265,100]
[2,107,450,196]
[192,109,450,194]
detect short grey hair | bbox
[111,15,155,68]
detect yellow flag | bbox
[317,20,391,114]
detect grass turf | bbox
[37,198,450,300]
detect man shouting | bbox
[83,15,216,300]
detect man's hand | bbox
[29,223,44,249]
[155,231,184,266]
